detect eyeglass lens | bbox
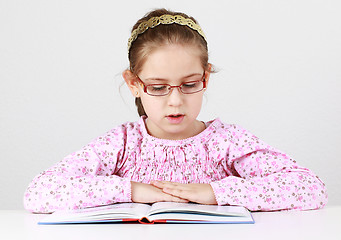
[146,81,204,96]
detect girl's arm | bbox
[23,128,131,213]
[210,126,328,211]
[151,125,328,211]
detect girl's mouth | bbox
[166,114,185,124]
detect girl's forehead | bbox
[142,72,204,84]
[139,44,203,79]
[140,70,203,83]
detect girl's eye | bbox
[182,82,199,89]
[150,85,167,91]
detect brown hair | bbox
[128,8,211,117]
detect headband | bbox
[127,14,207,52]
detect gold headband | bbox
[127,14,207,52]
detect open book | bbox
[39,202,254,224]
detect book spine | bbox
[138,217,155,224]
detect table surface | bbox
[1,205,340,240]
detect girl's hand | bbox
[131,181,189,204]
[151,181,218,205]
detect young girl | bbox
[24,9,328,213]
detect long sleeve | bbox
[23,127,132,213]
[210,125,328,211]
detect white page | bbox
[148,202,249,217]
[40,203,151,223]
[148,212,253,223]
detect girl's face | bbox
[127,44,210,140]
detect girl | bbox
[24,9,328,213]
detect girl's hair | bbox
[128,8,210,117]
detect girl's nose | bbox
[167,87,184,106]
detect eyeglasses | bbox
[136,71,206,96]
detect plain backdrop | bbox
[1,0,340,210]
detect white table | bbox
[1,206,340,240]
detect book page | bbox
[148,202,249,217]
[40,203,151,223]
[146,202,253,223]
[148,212,254,223]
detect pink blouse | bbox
[24,117,328,213]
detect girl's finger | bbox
[160,191,188,203]
[150,180,165,188]
[163,187,193,201]
[163,183,190,191]
[152,180,183,189]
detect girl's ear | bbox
[123,70,140,97]
[204,64,212,88]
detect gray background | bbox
[1,0,340,209]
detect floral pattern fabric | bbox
[24,116,328,213]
